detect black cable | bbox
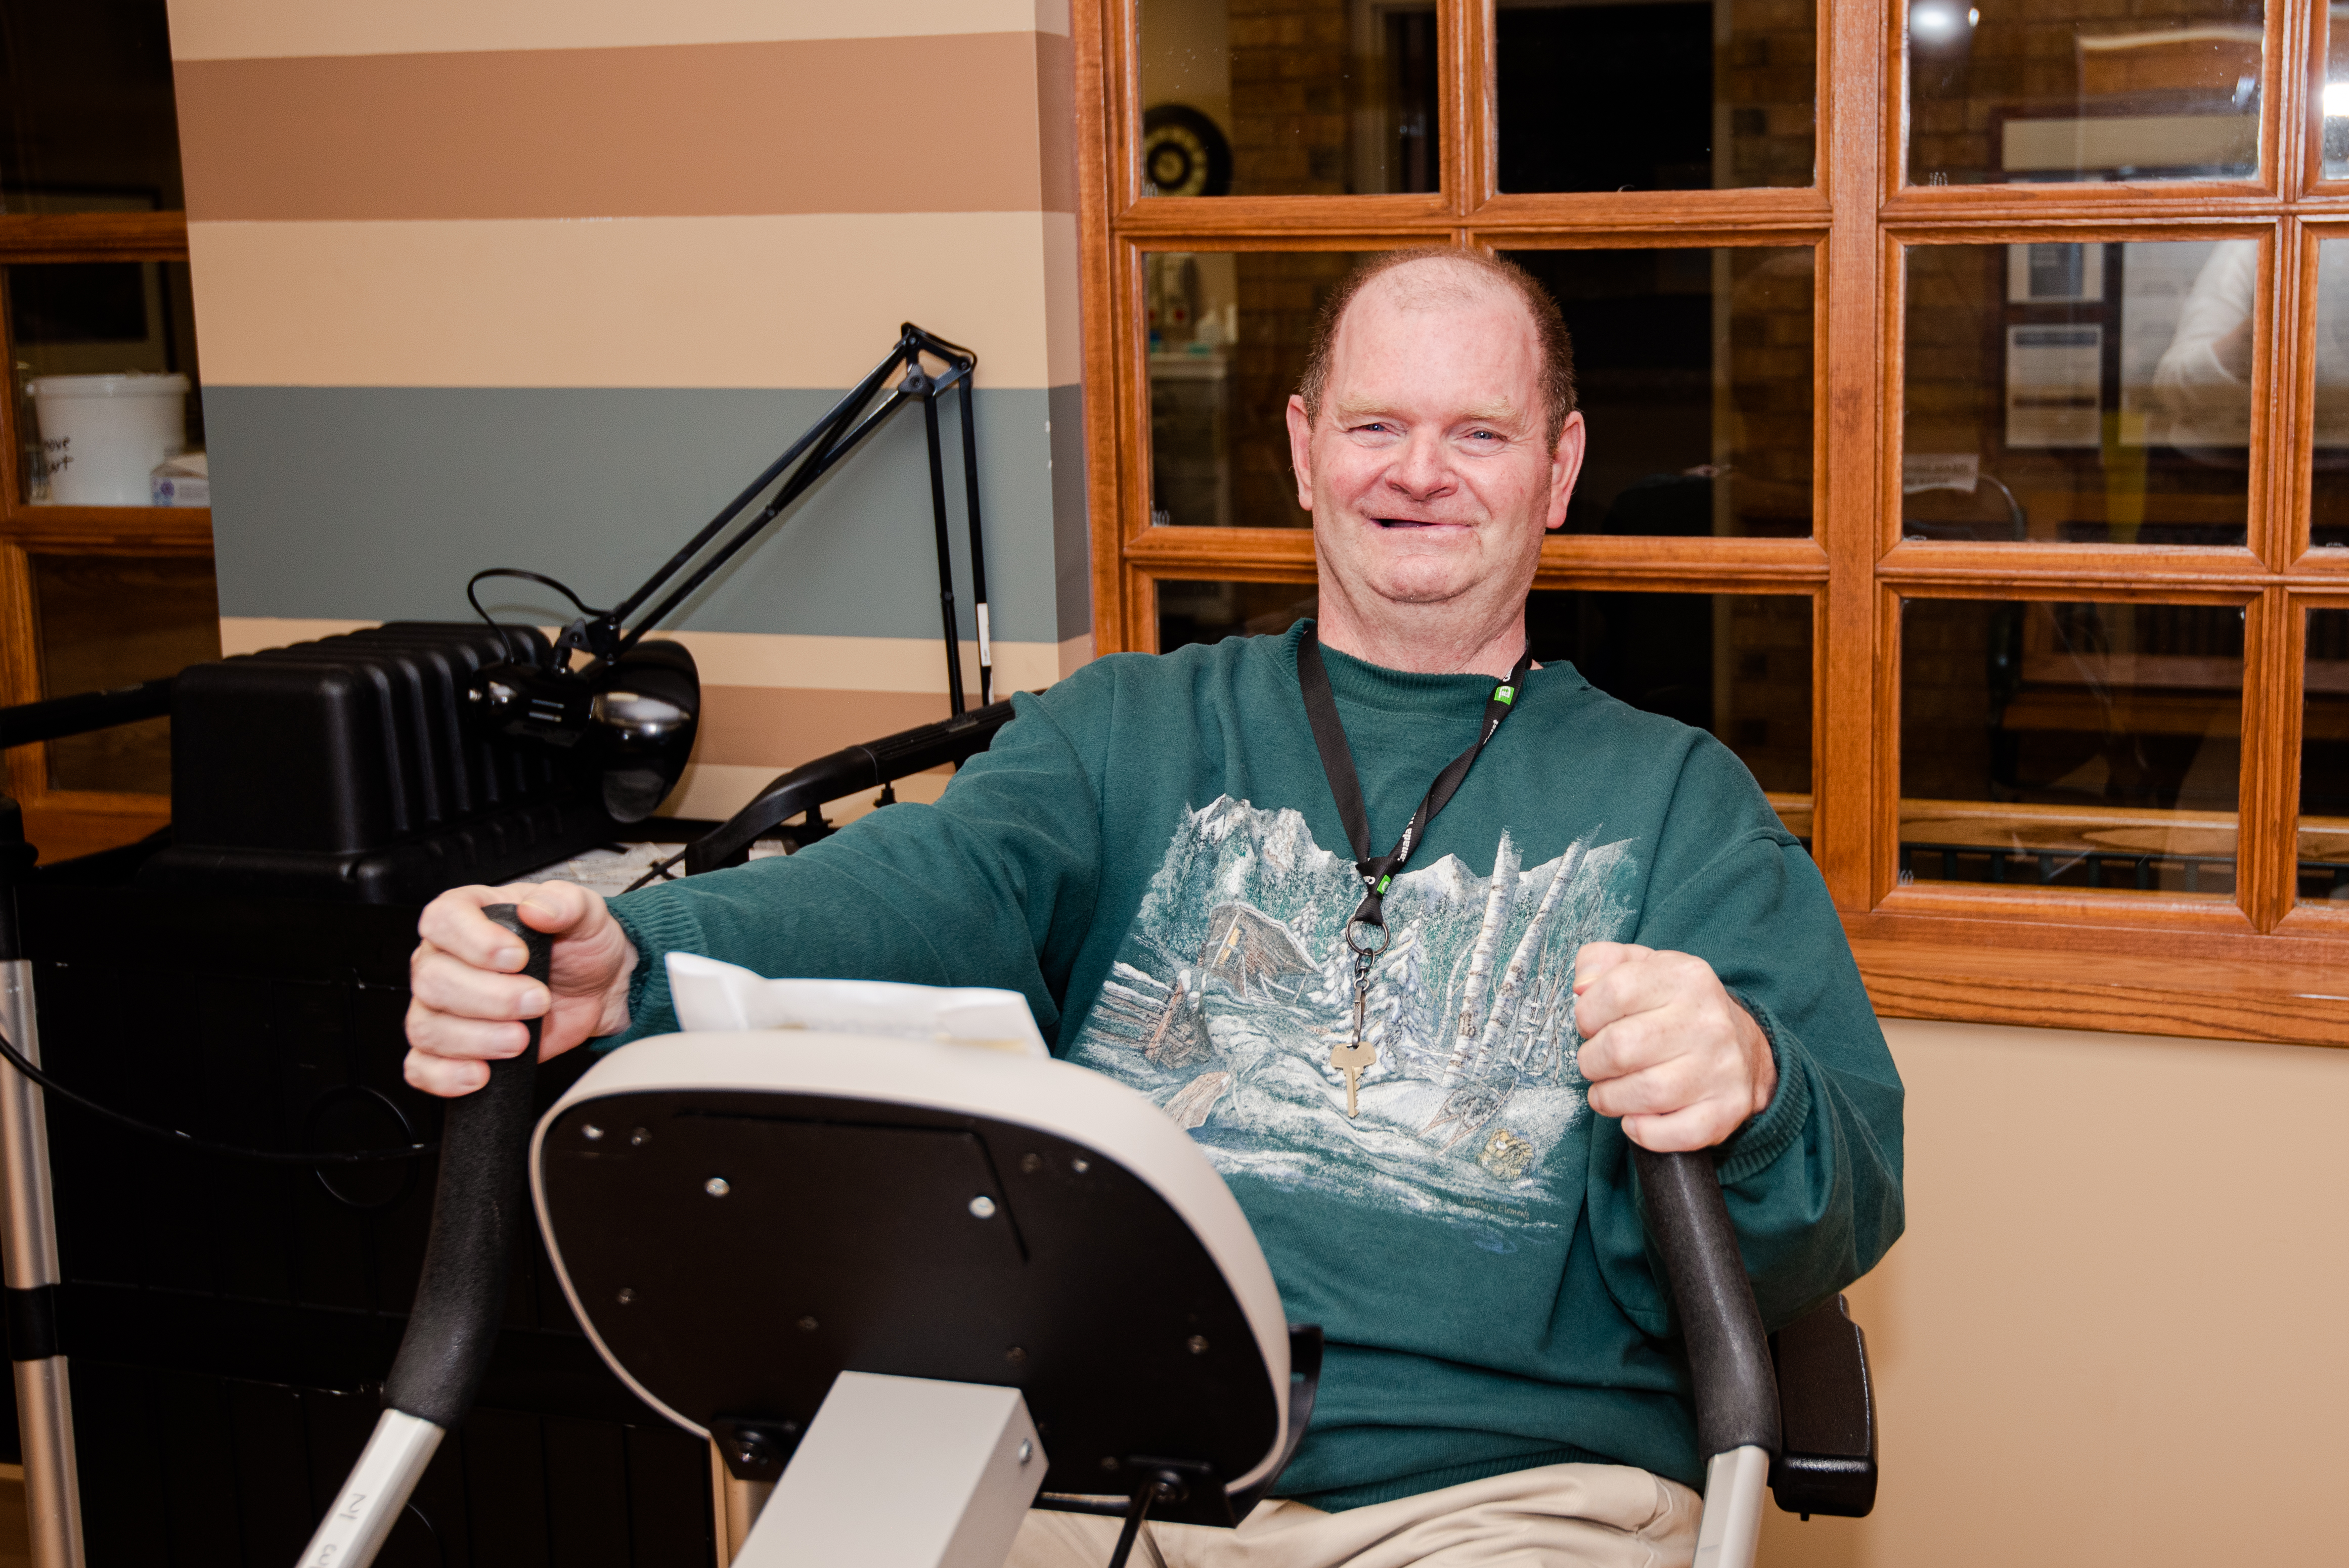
[465,567,603,630]
[0,1027,436,1164]
[620,847,688,894]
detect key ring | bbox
[1345,917,1390,960]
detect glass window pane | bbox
[1138,0,1437,197]
[1510,247,1813,538]
[7,260,203,507]
[1148,250,1376,529]
[0,0,184,214]
[1158,579,1321,650]
[32,554,221,794]
[2325,6,2349,180]
[1497,0,1815,192]
[1908,0,2264,186]
[1158,582,1813,835]
[1900,598,2243,894]
[2308,238,2349,550]
[2302,607,2349,902]
[1901,242,2249,547]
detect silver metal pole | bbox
[1691,1444,1770,1568]
[0,957,84,1568]
[296,1409,444,1568]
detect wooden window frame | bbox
[0,211,209,863]
[1073,0,2349,1043]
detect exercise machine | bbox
[301,920,1874,1568]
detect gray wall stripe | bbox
[203,384,1084,644]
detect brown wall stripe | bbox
[175,32,1075,221]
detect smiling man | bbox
[406,248,1903,1567]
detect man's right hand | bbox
[405,880,638,1097]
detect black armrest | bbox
[1768,1294,1878,1518]
[0,678,176,750]
[682,699,1015,874]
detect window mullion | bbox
[1819,0,1885,913]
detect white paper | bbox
[2006,325,2104,449]
[1901,453,1980,495]
[665,952,1049,1057]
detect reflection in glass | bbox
[33,554,220,794]
[1496,0,1815,191]
[7,261,203,507]
[0,0,185,214]
[2301,608,2349,901]
[2306,240,2349,549]
[1509,247,1813,538]
[1147,250,1375,529]
[2328,7,2349,178]
[1159,584,1812,833]
[1901,242,2249,546]
[1138,0,1437,197]
[1900,598,2243,893]
[1158,579,1321,651]
[1908,0,2264,186]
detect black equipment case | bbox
[140,623,622,904]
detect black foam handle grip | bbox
[1632,1146,1782,1462]
[383,903,550,1428]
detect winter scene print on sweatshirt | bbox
[1065,796,1640,1249]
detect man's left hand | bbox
[1573,943,1776,1152]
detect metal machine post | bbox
[734,1373,1044,1568]
[0,798,84,1568]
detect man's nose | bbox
[1383,432,1454,501]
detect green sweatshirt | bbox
[604,621,1904,1506]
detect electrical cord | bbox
[0,1026,436,1164]
[465,567,603,629]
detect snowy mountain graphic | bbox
[1068,796,1639,1242]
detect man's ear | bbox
[1545,410,1587,531]
[1286,395,1315,512]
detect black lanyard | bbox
[1296,626,1533,949]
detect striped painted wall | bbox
[166,0,1090,821]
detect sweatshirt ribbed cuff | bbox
[1714,987,1812,1185]
[595,887,711,1050]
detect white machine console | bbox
[530,1029,1321,1566]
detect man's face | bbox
[1287,266,1584,627]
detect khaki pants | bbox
[1009,1462,1701,1568]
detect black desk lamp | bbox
[463,323,995,820]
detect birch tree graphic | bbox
[1472,835,1589,1076]
[1443,830,1520,1084]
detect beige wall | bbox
[1758,1017,2349,1566]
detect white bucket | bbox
[29,373,191,506]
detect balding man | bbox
[406,247,1903,1568]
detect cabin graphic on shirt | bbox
[1066,795,1639,1246]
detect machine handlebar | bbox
[1632,1145,1782,1463]
[382,904,549,1426]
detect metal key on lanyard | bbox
[1328,918,1387,1116]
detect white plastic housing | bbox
[531,1029,1295,1493]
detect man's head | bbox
[1286,248,1585,674]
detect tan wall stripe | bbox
[178,35,1074,222]
[695,686,973,768]
[218,620,1081,691]
[189,212,1081,388]
[166,0,1069,62]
